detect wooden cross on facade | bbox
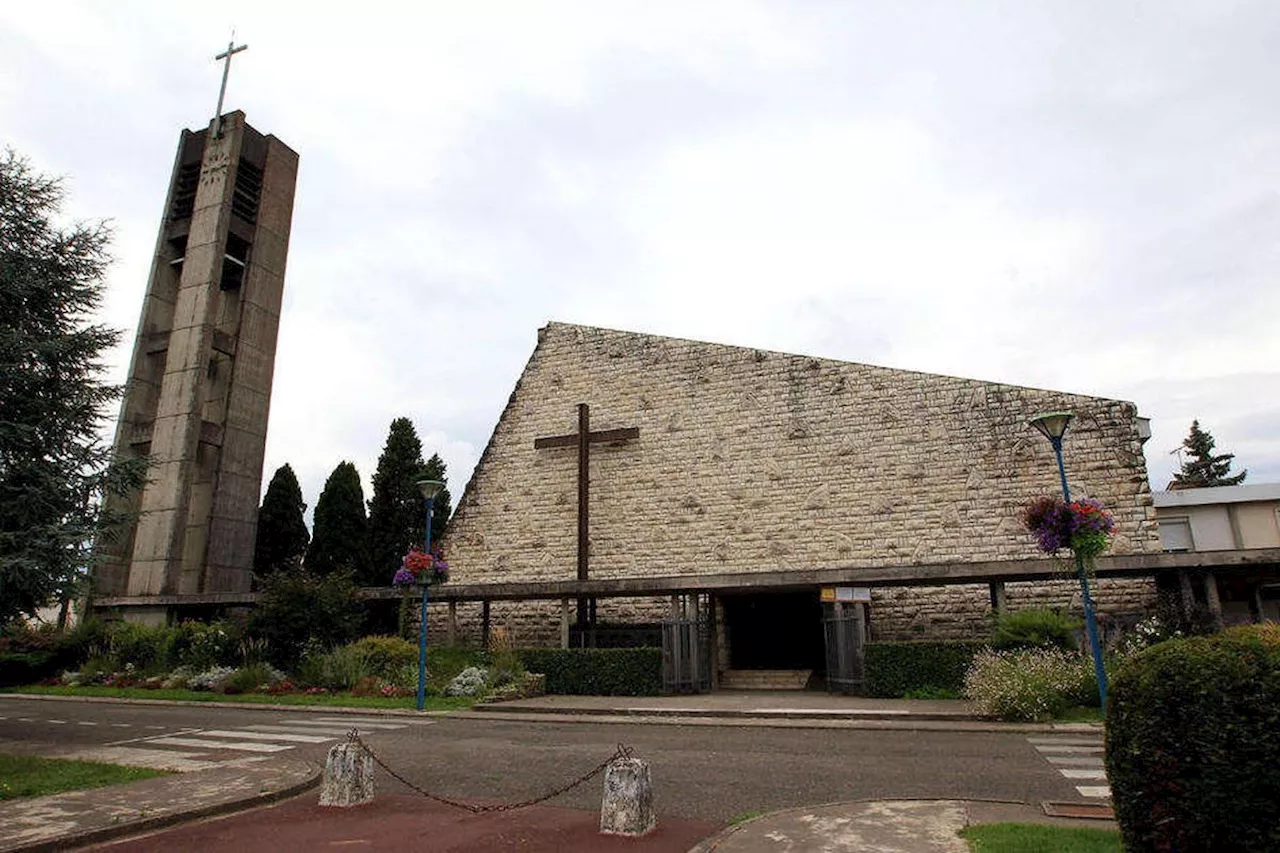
[534,403,639,627]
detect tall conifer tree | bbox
[423,452,452,545]
[367,417,427,586]
[306,461,369,577]
[1172,420,1247,489]
[0,151,146,624]
[254,463,309,575]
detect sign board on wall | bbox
[821,587,871,603]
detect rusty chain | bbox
[345,728,635,814]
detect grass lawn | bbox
[4,685,474,711]
[0,754,169,801]
[960,823,1121,852]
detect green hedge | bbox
[1106,624,1280,852]
[864,641,986,698]
[517,647,662,696]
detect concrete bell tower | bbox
[94,47,298,621]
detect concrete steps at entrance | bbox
[719,670,814,690]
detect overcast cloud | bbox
[3,1,1276,521]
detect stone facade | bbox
[94,112,297,607]
[439,322,1162,644]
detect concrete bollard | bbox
[599,756,656,836]
[319,741,375,807]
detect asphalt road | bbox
[0,696,1088,823]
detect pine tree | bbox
[254,464,309,575]
[366,418,427,587]
[423,452,452,546]
[306,461,369,577]
[1172,420,1247,489]
[0,151,147,625]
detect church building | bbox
[438,322,1162,687]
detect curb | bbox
[0,692,458,718]
[473,703,982,722]
[451,709,1102,734]
[0,761,321,853]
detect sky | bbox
[3,1,1277,522]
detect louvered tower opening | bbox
[232,158,262,225]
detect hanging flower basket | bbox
[1022,496,1115,562]
[392,545,449,587]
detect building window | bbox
[1160,517,1194,552]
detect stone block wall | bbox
[438,322,1161,645]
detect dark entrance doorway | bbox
[722,590,825,672]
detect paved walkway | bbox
[690,799,1113,852]
[0,757,317,853]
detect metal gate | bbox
[823,602,867,694]
[661,594,713,694]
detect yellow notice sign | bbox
[820,587,837,602]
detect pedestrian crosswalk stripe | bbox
[1027,735,1111,801]
[147,736,293,753]
[61,746,222,772]
[1076,785,1112,798]
[249,724,355,736]
[284,718,407,730]
[197,729,332,744]
[1060,768,1108,780]
[1026,737,1102,746]
[1034,745,1103,754]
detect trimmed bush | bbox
[864,641,985,698]
[518,647,661,696]
[990,607,1079,652]
[1106,624,1280,852]
[346,636,417,680]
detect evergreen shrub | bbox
[517,647,661,696]
[864,641,986,698]
[1106,624,1280,852]
[346,636,417,680]
[990,608,1080,651]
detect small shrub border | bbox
[864,641,986,698]
[517,647,661,696]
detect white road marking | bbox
[111,723,132,728]
[1027,735,1111,800]
[46,719,66,724]
[144,725,165,730]
[108,727,201,747]
[147,736,292,753]
[60,746,221,773]
[77,721,98,726]
[1033,745,1103,754]
[1026,737,1104,746]
[286,718,407,730]
[17,718,34,722]
[249,724,355,737]
[1060,768,1109,780]
[198,729,332,744]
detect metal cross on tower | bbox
[212,36,248,138]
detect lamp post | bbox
[415,478,445,712]
[1027,411,1108,709]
